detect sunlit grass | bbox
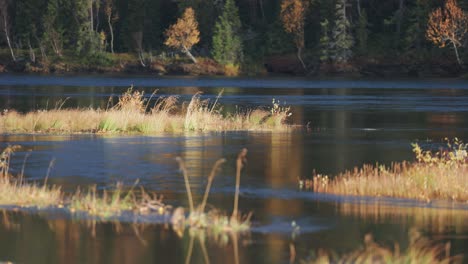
[300,139,468,203]
[0,87,292,134]
[0,145,62,208]
[303,230,462,264]
[0,146,169,219]
[70,184,170,219]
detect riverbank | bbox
[1,49,466,78]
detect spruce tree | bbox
[212,0,244,66]
[404,0,430,60]
[319,19,331,63]
[356,9,368,55]
[331,0,353,64]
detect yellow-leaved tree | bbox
[165,7,200,64]
[426,0,468,65]
[280,0,309,70]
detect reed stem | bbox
[232,148,247,220]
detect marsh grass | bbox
[0,88,292,134]
[70,183,171,219]
[301,140,468,203]
[0,146,169,219]
[304,230,462,264]
[0,146,62,207]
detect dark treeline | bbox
[0,0,466,76]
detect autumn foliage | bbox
[426,0,468,65]
[165,8,200,63]
[280,0,309,70]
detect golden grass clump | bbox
[70,183,170,219]
[0,146,62,208]
[300,139,468,203]
[304,230,462,264]
[0,88,292,134]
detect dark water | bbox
[1,75,468,263]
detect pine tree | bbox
[331,0,353,64]
[356,9,368,55]
[212,0,244,66]
[42,0,65,57]
[319,19,331,62]
[404,0,430,60]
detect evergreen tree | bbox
[212,0,244,66]
[404,0,430,60]
[356,9,368,55]
[319,19,331,62]
[331,0,353,64]
[74,0,102,56]
[42,0,66,56]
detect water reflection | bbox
[338,202,468,234]
[0,210,254,264]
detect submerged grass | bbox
[303,230,462,264]
[301,139,468,203]
[0,145,251,234]
[0,145,62,208]
[0,87,292,134]
[0,146,169,219]
[172,148,252,235]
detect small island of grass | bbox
[300,139,468,203]
[0,88,292,134]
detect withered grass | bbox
[0,87,292,134]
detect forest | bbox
[0,0,467,76]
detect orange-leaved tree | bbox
[426,0,468,65]
[280,0,309,70]
[164,7,200,64]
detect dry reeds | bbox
[301,141,468,203]
[304,230,463,264]
[0,87,292,134]
[0,145,62,207]
[0,146,169,219]
[174,149,251,234]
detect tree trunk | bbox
[107,15,114,54]
[90,0,94,32]
[28,39,36,63]
[357,0,361,17]
[453,42,462,66]
[396,0,404,37]
[3,15,15,62]
[183,46,197,64]
[297,46,307,71]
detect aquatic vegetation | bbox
[69,183,170,219]
[0,146,62,208]
[303,230,463,264]
[173,148,252,235]
[0,88,292,134]
[300,139,468,203]
[0,146,169,219]
[0,145,250,231]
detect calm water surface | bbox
[0,75,468,263]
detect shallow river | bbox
[0,74,468,264]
